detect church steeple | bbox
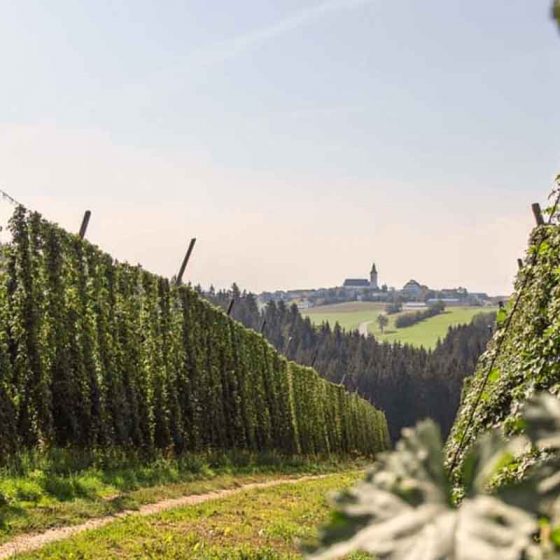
[369,262,378,289]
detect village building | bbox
[401,279,425,300]
[426,298,461,306]
[258,260,493,308]
[343,262,379,290]
[342,278,369,288]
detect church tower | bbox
[369,262,378,289]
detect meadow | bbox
[12,472,369,560]
[0,451,363,547]
[302,301,386,332]
[303,302,496,349]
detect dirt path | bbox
[358,320,373,336]
[0,474,326,559]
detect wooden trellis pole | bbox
[227,298,235,316]
[311,349,318,367]
[532,203,544,226]
[79,210,91,239]
[175,238,197,285]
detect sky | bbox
[0,0,559,295]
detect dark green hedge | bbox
[0,206,389,459]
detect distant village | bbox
[257,261,500,310]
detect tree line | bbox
[394,300,445,328]
[206,285,494,441]
[0,207,389,461]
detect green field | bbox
[0,452,363,547]
[303,302,496,349]
[14,472,367,560]
[302,301,386,331]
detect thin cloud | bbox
[283,105,365,119]
[110,0,375,108]
[187,0,375,67]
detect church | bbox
[343,262,379,290]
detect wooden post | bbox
[227,298,235,316]
[175,238,197,285]
[310,349,318,367]
[79,210,91,239]
[517,258,523,270]
[260,318,267,334]
[532,203,545,226]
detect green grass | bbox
[14,471,370,559]
[373,307,496,348]
[302,302,386,332]
[0,450,363,546]
[304,302,496,349]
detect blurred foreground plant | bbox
[306,393,560,560]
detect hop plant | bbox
[306,393,560,560]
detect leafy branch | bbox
[307,393,560,559]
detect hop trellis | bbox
[0,205,389,459]
[447,181,560,478]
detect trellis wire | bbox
[0,187,24,207]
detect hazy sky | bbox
[0,0,559,295]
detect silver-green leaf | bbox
[307,421,537,560]
[524,393,560,450]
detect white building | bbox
[402,279,424,300]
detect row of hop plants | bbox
[446,182,560,480]
[0,206,389,461]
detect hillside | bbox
[207,287,494,441]
[302,302,496,349]
[302,301,384,333]
[447,187,560,474]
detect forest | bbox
[205,285,495,440]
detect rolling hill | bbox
[303,301,496,349]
